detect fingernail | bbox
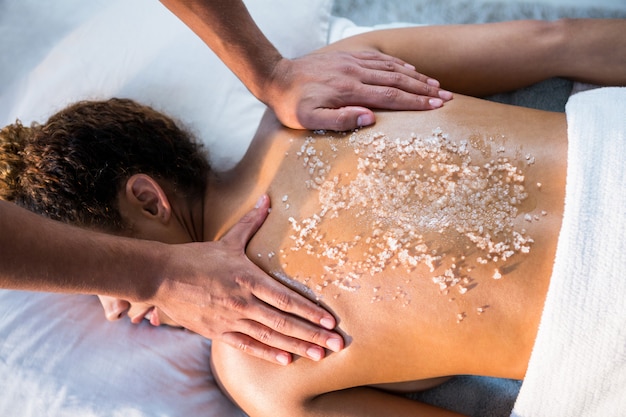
[320,317,335,329]
[307,347,323,361]
[438,90,453,100]
[429,98,443,108]
[404,63,416,71]
[276,352,290,365]
[255,194,266,208]
[326,337,342,352]
[427,78,440,87]
[356,113,374,127]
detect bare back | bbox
[208,94,567,414]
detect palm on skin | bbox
[263,51,450,131]
[104,195,343,365]
[159,0,451,132]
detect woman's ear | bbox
[124,174,172,224]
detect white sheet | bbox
[0,290,244,417]
[512,87,626,416]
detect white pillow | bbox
[0,0,332,170]
[0,1,331,416]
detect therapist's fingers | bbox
[337,80,448,110]
[231,270,343,346]
[263,51,451,131]
[210,262,344,364]
[218,193,339,334]
[348,50,442,87]
[218,193,339,329]
[221,311,343,366]
[216,194,344,360]
[351,62,453,102]
[221,331,296,365]
[300,101,434,133]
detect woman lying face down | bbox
[0,99,211,328]
[1,93,566,416]
[2,18,624,417]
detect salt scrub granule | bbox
[285,128,539,307]
[371,295,383,303]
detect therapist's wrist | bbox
[246,52,287,106]
[100,237,171,304]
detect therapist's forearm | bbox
[0,200,164,301]
[159,0,452,131]
[159,0,281,103]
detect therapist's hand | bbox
[152,194,343,365]
[262,50,453,132]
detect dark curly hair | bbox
[0,98,210,231]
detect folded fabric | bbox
[512,87,626,416]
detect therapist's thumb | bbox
[302,107,376,132]
[220,194,271,249]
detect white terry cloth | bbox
[512,87,626,416]
[327,16,424,44]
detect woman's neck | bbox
[202,111,290,242]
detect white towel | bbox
[512,87,626,416]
